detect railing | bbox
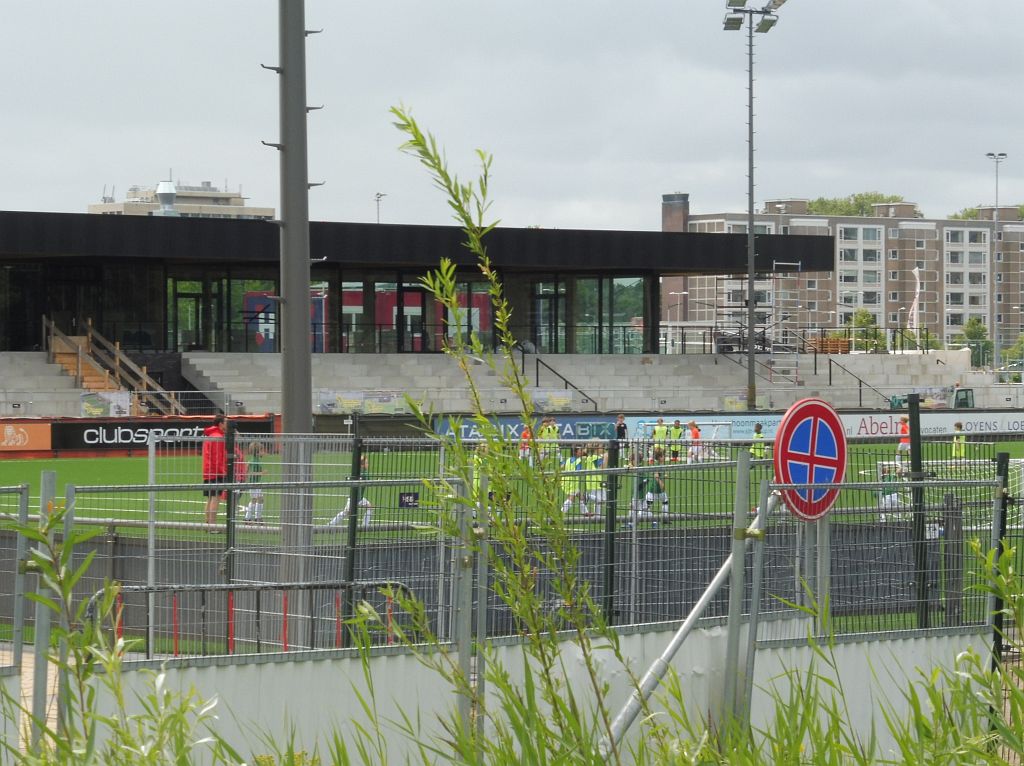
[534,357,599,411]
[827,357,892,408]
[85,580,413,659]
[83,319,185,415]
[42,315,97,387]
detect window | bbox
[968,294,987,306]
[841,312,853,325]
[946,230,963,244]
[946,293,964,306]
[968,251,986,265]
[968,231,987,244]
[863,228,881,241]
[889,291,899,301]
[862,271,880,284]
[806,279,817,289]
[754,224,771,234]
[888,228,899,239]
[969,313,986,325]
[862,291,880,305]
[889,313,900,323]
[889,249,899,260]
[997,273,1003,283]
[946,272,964,285]
[840,227,859,241]
[730,224,747,234]
[915,240,925,249]
[840,270,858,284]
[781,225,789,235]
[862,249,880,262]
[840,248,858,262]
[947,251,962,265]
[968,272,986,285]
[947,312,964,326]
[889,270,899,280]
[806,300,817,310]
[915,260,925,270]
[840,293,857,305]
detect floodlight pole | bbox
[987,152,1006,368]
[724,1,785,409]
[277,0,314,597]
[279,0,313,434]
[745,13,757,410]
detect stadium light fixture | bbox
[721,0,790,410]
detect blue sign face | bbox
[785,415,843,504]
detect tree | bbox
[807,192,905,217]
[847,308,885,351]
[951,316,993,367]
[948,206,980,220]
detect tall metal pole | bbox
[279,0,313,434]
[987,152,1006,369]
[278,0,313,593]
[746,14,757,410]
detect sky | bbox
[2,1,1021,231]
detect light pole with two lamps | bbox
[986,152,1006,368]
[723,0,789,410]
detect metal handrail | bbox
[534,357,599,411]
[827,357,892,407]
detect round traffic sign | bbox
[773,398,847,521]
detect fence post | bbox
[603,438,619,623]
[907,393,929,629]
[147,432,157,657]
[12,486,28,671]
[56,484,75,738]
[815,514,831,636]
[340,436,364,647]
[740,480,770,723]
[31,471,56,749]
[474,515,489,747]
[723,451,751,723]
[225,421,237,584]
[452,476,475,738]
[991,452,1010,671]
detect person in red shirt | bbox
[202,414,228,526]
[896,415,910,473]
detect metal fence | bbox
[0,485,28,672]
[2,432,1019,663]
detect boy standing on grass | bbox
[241,441,265,523]
[952,422,966,460]
[560,445,590,517]
[201,414,227,527]
[896,415,910,471]
[643,446,669,518]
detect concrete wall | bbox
[88,621,989,764]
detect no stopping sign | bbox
[773,398,847,521]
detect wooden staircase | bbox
[43,317,186,415]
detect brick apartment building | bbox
[661,193,1024,358]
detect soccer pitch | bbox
[2,438,1022,532]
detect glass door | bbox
[533,280,566,353]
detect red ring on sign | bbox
[773,398,847,521]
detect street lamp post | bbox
[723,0,788,410]
[987,152,1006,368]
[669,290,686,352]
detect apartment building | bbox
[663,194,1024,354]
[89,180,274,221]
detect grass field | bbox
[2,438,1021,532]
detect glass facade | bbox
[1,258,654,355]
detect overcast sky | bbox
[2,1,1020,231]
